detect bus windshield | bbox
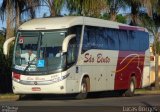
[13,31,66,73]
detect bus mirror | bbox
[3,37,15,57]
[62,34,76,53]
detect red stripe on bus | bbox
[114,51,145,90]
[119,26,145,31]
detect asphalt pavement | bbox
[0,93,159,112]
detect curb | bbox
[135,90,160,95]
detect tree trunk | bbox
[6,3,14,40]
[130,1,139,26]
[110,12,116,21]
[130,14,138,26]
[50,6,56,17]
[155,53,159,90]
[15,4,20,31]
[48,0,56,17]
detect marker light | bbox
[13,72,21,80]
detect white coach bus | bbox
[4,16,150,99]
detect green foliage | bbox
[100,13,110,20]
[139,0,160,89]
[116,14,127,24]
[44,0,64,16]
[66,0,106,17]
[0,35,5,48]
[100,13,127,24]
[139,12,160,55]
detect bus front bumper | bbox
[12,79,70,94]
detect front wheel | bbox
[76,78,89,100]
[124,77,136,97]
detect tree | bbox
[140,13,160,90]
[116,14,127,23]
[125,0,141,26]
[66,0,106,17]
[0,0,42,93]
[0,0,42,40]
[43,0,64,17]
[0,30,13,93]
[100,13,127,23]
[125,0,155,26]
[105,0,126,21]
[0,0,14,40]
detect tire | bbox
[76,78,89,100]
[124,77,136,97]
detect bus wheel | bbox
[76,78,89,100]
[124,77,136,97]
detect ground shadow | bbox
[17,91,144,101]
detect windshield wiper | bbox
[23,57,37,73]
[23,32,42,73]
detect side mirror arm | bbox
[3,37,15,57]
[62,34,76,53]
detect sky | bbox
[0,0,3,30]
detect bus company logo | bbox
[84,53,110,63]
[34,81,38,85]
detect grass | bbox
[135,89,160,95]
[0,94,19,100]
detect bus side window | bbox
[82,26,96,52]
[82,28,89,52]
[67,38,77,66]
[118,30,131,51]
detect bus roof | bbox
[19,16,147,32]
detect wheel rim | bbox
[130,81,135,92]
[81,83,87,93]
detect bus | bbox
[4,16,150,99]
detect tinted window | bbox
[130,31,140,51]
[68,25,82,45]
[67,38,77,65]
[82,26,149,52]
[106,29,119,50]
[97,28,107,49]
[83,26,97,51]
[82,26,119,51]
[130,31,149,51]
[137,31,149,51]
[118,30,130,50]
